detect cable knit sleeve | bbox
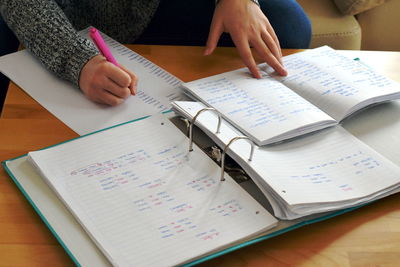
[0,0,99,87]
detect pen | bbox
[89,27,119,67]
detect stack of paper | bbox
[172,101,400,219]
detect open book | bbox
[172,101,400,220]
[181,46,400,146]
[27,115,277,266]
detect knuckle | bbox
[122,75,131,87]
[132,76,138,85]
[88,90,99,102]
[108,98,119,106]
[121,88,130,99]
[97,62,109,73]
[262,51,273,61]
[249,25,258,35]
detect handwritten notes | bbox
[252,129,398,207]
[186,175,218,192]
[183,68,335,145]
[158,217,198,239]
[209,200,244,217]
[280,46,400,120]
[28,115,277,266]
[182,46,400,145]
[172,101,400,220]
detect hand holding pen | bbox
[79,27,137,106]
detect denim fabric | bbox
[259,0,312,48]
[136,0,311,49]
[0,15,19,56]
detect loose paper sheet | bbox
[0,28,185,135]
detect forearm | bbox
[0,0,99,87]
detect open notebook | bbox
[181,46,400,146]
[172,101,400,220]
[26,115,277,266]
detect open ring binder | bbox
[221,136,254,181]
[189,107,221,152]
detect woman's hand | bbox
[204,0,287,78]
[79,55,138,106]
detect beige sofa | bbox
[297,0,400,51]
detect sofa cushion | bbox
[357,0,400,51]
[332,0,387,15]
[297,0,361,49]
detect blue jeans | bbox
[0,16,19,56]
[136,0,311,49]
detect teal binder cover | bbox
[2,115,151,267]
[3,155,82,266]
[2,114,367,266]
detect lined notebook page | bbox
[172,101,400,218]
[279,46,400,120]
[28,115,277,266]
[248,127,400,206]
[182,68,335,145]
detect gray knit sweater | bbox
[0,0,160,87]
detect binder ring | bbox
[189,107,221,152]
[220,136,254,181]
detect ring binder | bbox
[221,136,254,181]
[189,107,221,152]
[18,115,278,266]
[179,117,190,135]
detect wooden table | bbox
[0,46,399,266]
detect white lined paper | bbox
[28,115,277,266]
[172,101,400,219]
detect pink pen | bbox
[89,27,119,67]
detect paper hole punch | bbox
[188,107,221,152]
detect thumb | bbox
[204,21,224,56]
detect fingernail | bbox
[203,49,210,56]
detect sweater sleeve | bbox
[0,0,99,87]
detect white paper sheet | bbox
[280,46,400,120]
[172,101,400,219]
[28,115,277,266]
[182,65,335,146]
[0,28,186,135]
